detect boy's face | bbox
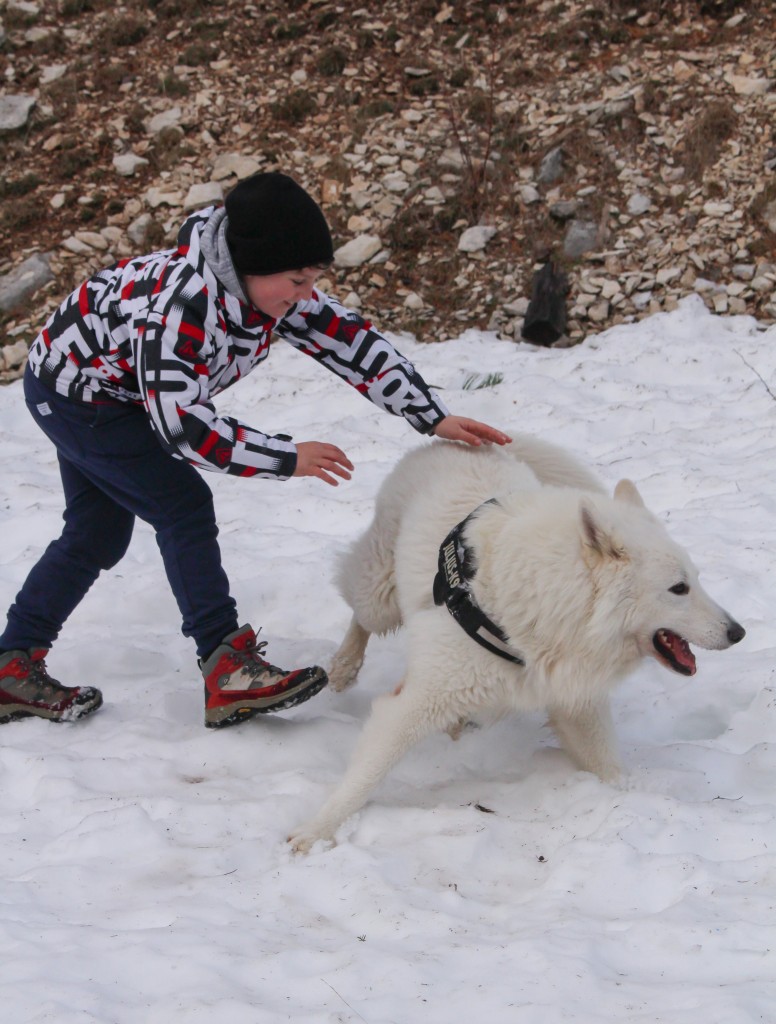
[243,268,323,319]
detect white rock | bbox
[0,340,30,372]
[113,152,149,177]
[349,189,372,211]
[347,215,372,233]
[0,253,54,313]
[184,182,223,211]
[519,185,541,205]
[656,266,681,285]
[731,264,755,280]
[439,147,465,171]
[0,94,36,133]
[334,235,383,268]
[62,236,92,255]
[724,74,772,96]
[587,301,610,323]
[145,187,183,209]
[627,193,651,216]
[579,276,601,295]
[563,220,599,259]
[127,213,153,246]
[382,171,410,193]
[702,201,734,217]
[403,292,425,311]
[145,107,182,135]
[9,0,40,13]
[101,226,124,246]
[503,297,530,316]
[40,64,68,85]
[211,153,262,181]
[423,186,446,204]
[75,231,109,251]
[693,278,722,294]
[373,196,400,218]
[458,225,497,253]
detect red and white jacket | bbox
[28,207,449,479]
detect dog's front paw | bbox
[287,825,336,855]
[597,765,623,787]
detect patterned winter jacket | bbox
[27,207,450,480]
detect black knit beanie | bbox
[225,172,334,276]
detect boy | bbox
[0,172,511,728]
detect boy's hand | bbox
[293,441,354,486]
[431,416,513,447]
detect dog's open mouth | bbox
[653,629,696,676]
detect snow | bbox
[0,294,774,1023]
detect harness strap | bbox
[433,500,525,666]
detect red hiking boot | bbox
[202,625,327,728]
[0,649,103,723]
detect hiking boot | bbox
[0,649,103,723]
[202,625,328,729]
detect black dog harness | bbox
[432,500,525,666]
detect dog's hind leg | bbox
[547,698,620,783]
[328,616,371,692]
[289,684,452,852]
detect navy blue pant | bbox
[0,368,238,659]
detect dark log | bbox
[521,261,569,346]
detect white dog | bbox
[290,435,745,852]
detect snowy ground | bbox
[0,294,774,1023]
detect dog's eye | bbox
[669,582,689,595]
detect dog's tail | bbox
[336,526,402,636]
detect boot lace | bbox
[23,654,68,702]
[224,633,280,685]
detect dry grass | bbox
[681,101,738,181]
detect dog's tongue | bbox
[655,629,697,675]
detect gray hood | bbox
[199,206,249,305]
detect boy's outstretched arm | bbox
[431,416,513,447]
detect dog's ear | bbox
[579,498,627,566]
[613,479,645,508]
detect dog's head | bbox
[579,479,745,676]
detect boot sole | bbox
[0,690,103,724]
[205,675,328,729]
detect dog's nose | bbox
[727,621,746,645]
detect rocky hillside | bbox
[1,0,775,378]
